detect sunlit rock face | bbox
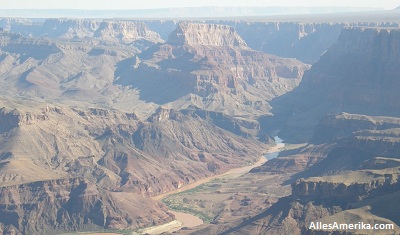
[116,22,308,116]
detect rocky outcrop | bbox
[251,153,321,174]
[181,106,262,139]
[144,20,400,64]
[168,22,247,47]
[2,18,163,45]
[0,177,173,234]
[0,107,48,132]
[223,115,400,234]
[311,113,400,144]
[147,106,262,139]
[361,157,400,170]
[93,21,162,43]
[116,22,308,116]
[73,107,138,120]
[5,19,400,64]
[40,19,100,38]
[291,113,400,177]
[292,167,400,204]
[119,106,266,195]
[0,100,269,233]
[295,172,400,235]
[222,164,400,235]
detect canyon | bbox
[0,8,400,235]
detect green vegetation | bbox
[60,229,133,235]
[280,143,307,152]
[162,183,220,223]
[165,201,214,223]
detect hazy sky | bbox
[1,0,399,10]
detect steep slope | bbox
[202,27,400,235]
[93,21,162,44]
[270,27,400,142]
[0,31,160,118]
[38,19,100,38]
[213,21,345,64]
[0,98,268,233]
[142,20,400,64]
[0,178,173,234]
[217,113,400,235]
[115,22,308,117]
[290,113,400,179]
[5,19,400,64]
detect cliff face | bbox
[40,19,100,38]
[0,103,266,192]
[94,21,162,43]
[232,22,400,64]
[143,20,400,64]
[311,113,400,144]
[3,19,163,45]
[0,178,172,234]
[228,22,344,64]
[250,144,332,174]
[0,21,306,118]
[271,27,400,142]
[303,27,400,114]
[116,22,308,116]
[168,22,247,47]
[222,60,400,235]
[291,163,400,235]
[297,113,400,176]
[224,158,400,235]
[5,19,400,64]
[292,167,400,204]
[0,107,48,132]
[0,100,268,233]
[237,112,400,234]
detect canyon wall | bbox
[271,27,400,142]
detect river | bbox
[142,136,285,234]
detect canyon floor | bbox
[150,142,288,234]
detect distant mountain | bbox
[0,6,383,18]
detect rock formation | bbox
[2,18,163,44]
[2,15,400,235]
[140,20,400,64]
[116,22,308,116]
[0,99,267,233]
[0,178,173,234]
[93,21,162,44]
[270,27,400,142]
[207,26,400,235]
